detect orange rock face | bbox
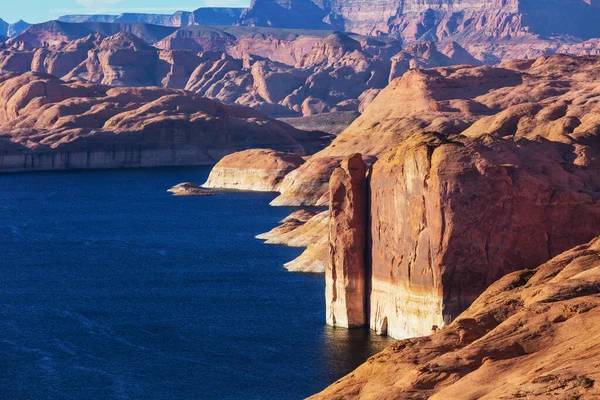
[311,235,600,399]
[306,55,600,339]
[368,132,600,339]
[203,149,306,192]
[326,154,368,328]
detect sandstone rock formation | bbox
[257,210,328,247]
[0,25,480,118]
[168,182,215,196]
[311,235,600,399]
[256,210,329,273]
[203,149,306,192]
[309,55,600,339]
[6,21,177,49]
[326,154,368,328]
[284,241,328,274]
[368,132,600,339]
[0,72,320,172]
[58,8,244,28]
[239,0,600,63]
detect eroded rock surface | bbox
[203,149,306,192]
[326,154,368,328]
[0,72,319,172]
[168,182,215,196]
[312,236,600,399]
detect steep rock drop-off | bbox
[312,235,600,399]
[203,149,306,192]
[326,154,368,328]
[366,132,600,339]
[0,72,324,172]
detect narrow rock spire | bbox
[326,153,368,328]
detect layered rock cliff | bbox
[312,235,600,399]
[0,72,320,172]
[326,154,368,328]
[203,149,306,192]
[0,26,439,117]
[239,0,600,46]
[58,8,245,27]
[314,55,600,340]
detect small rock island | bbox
[168,182,215,196]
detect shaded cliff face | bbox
[0,72,319,172]
[327,154,368,328]
[312,235,600,399]
[202,149,306,192]
[57,8,245,28]
[368,132,600,339]
[239,0,600,40]
[238,0,600,64]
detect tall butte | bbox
[326,154,368,328]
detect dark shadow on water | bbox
[320,325,395,384]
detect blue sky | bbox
[2,0,251,24]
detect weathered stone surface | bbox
[239,0,600,55]
[271,156,343,206]
[257,210,328,247]
[203,149,306,192]
[285,240,328,274]
[326,154,368,328]
[0,72,319,172]
[369,132,600,339]
[286,54,600,338]
[311,235,600,399]
[1,26,475,118]
[168,182,215,196]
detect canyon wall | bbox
[239,0,600,40]
[0,72,320,173]
[203,149,306,192]
[313,235,600,399]
[318,55,600,339]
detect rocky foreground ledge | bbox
[312,236,600,399]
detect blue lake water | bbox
[0,167,392,400]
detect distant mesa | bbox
[58,7,245,28]
[0,18,31,38]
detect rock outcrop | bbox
[239,0,600,63]
[168,182,215,196]
[257,210,329,273]
[312,235,600,399]
[0,72,320,172]
[203,149,306,192]
[308,55,600,340]
[58,8,245,28]
[368,132,600,339]
[0,26,481,118]
[326,154,368,328]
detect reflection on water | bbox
[321,326,395,383]
[0,167,394,400]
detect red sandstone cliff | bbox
[312,235,600,399]
[0,72,322,172]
